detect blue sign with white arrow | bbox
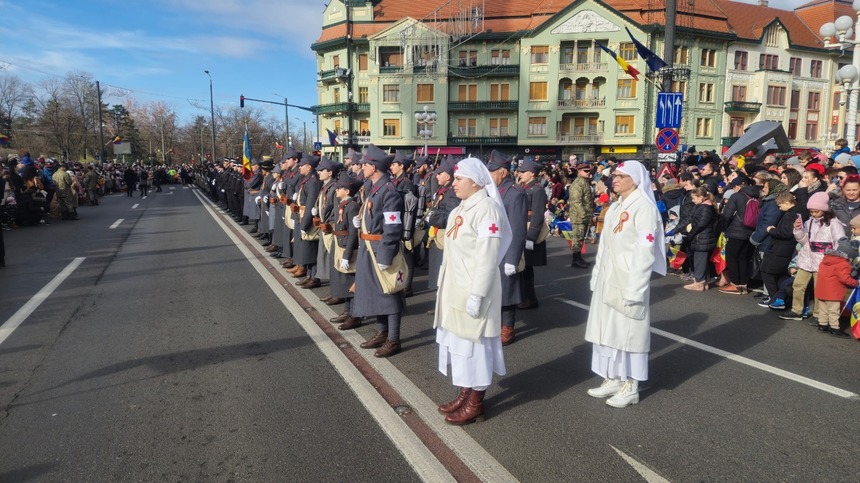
[656,92,683,129]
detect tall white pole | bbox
[848,12,860,148]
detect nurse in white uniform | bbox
[584,160,666,408]
[434,157,512,425]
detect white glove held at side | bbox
[525,240,534,250]
[466,295,483,318]
[352,215,361,228]
[254,196,261,205]
[340,259,350,271]
[504,263,516,276]
[311,207,318,216]
[301,230,307,237]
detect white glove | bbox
[623,299,637,307]
[300,230,307,237]
[466,295,483,318]
[525,240,534,250]
[504,263,516,276]
[254,196,261,205]
[292,192,298,201]
[220,189,225,193]
[311,207,318,216]
[377,263,390,271]
[352,215,361,228]
[263,196,269,203]
[340,259,350,271]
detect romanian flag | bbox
[596,41,639,80]
[625,27,667,73]
[275,141,284,150]
[113,136,122,144]
[326,128,340,146]
[842,287,860,339]
[242,127,252,180]
[0,133,10,146]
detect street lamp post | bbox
[820,2,860,148]
[415,105,437,156]
[204,70,217,162]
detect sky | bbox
[0,0,819,129]
[0,0,324,129]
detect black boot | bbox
[571,252,589,269]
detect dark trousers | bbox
[501,305,516,328]
[522,266,537,302]
[692,250,710,282]
[725,237,755,285]
[761,271,784,300]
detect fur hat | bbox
[831,237,860,260]
[807,191,830,212]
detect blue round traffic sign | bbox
[656,128,679,153]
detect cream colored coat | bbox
[433,189,506,342]
[585,189,661,353]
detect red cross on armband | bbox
[479,220,502,238]
[489,223,499,234]
[646,233,654,243]
[389,214,396,221]
[638,231,655,246]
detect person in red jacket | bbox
[814,237,860,338]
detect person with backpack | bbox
[717,175,760,293]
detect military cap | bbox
[335,172,362,195]
[433,155,457,176]
[486,150,511,172]
[516,157,542,173]
[272,164,283,174]
[297,152,320,169]
[317,155,343,173]
[259,159,274,170]
[391,151,414,169]
[283,148,302,161]
[413,155,430,168]
[575,163,593,172]
[361,144,392,172]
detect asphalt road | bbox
[2,184,859,482]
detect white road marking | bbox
[109,219,124,229]
[0,258,86,347]
[131,204,139,209]
[191,189,463,483]
[182,186,189,190]
[556,298,860,400]
[610,446,671,483]
[169,186,175,190]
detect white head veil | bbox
[615,160,667,276]
[455,157,513,265]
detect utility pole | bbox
[96,80,105,163]
[205,71,217,162]
[284,98,289,151]
[346,0,354,156]
[661,0,678,92]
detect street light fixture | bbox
[204,70,217,162]
[415,105,437,156]
[820,2,860,147]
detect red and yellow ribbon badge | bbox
[446,215,464,239]
[613,211,630,234]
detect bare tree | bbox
[0,74,33,132]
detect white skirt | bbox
[591,343,648,382]
[437,327,506,388]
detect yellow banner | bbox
[600,146,638,154]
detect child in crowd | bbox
[851,214,860,241]
[814,238,859,337]
[760,192,802,310]
[683,187,718,291]
[781,192,846,320]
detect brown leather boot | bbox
[265,244,279,253]
[338,317,362,330]
[438,387,472,414]
[287,264,301,273]
[320,295,334,302]
[283,259,296,269]
[325,297,345,305]
[501,326,515,346]
[329,312,349,323]
[374,339,400,358]
[445,390,485,425]
[302,279,321,289]
[359,331,387,349]
[291,267,307,278]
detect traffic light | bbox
[240,95,245,108]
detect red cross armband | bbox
[479,220,502,239]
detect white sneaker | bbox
[587,378,624,398]
[606,380,639,408]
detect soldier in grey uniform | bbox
[314,156,342,288]
[390,152,417,296]
[426,155,461,292]
[412,155,433,269]
[257,158,275,248]
[243,161,262,229]
[351,144,406,358]
[487,150,528,345]
[293,153,323,289]
[328,174,363,330]
[268,163,285,258]
[279,150,302,269]
[517,158,548,309]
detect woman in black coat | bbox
[683,187,717,290]
[717,177,759,293]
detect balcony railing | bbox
[447,64,519,77]
[448,136,517,145]
[721,136,740,146]
[557,133,604,145]
[312,102,369,115]
[318,69,338,82]
[379,65,403,73]
[557,98,606,110]
[559,62,609,73]
[724,101,762,113]
[448,101,518,111]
